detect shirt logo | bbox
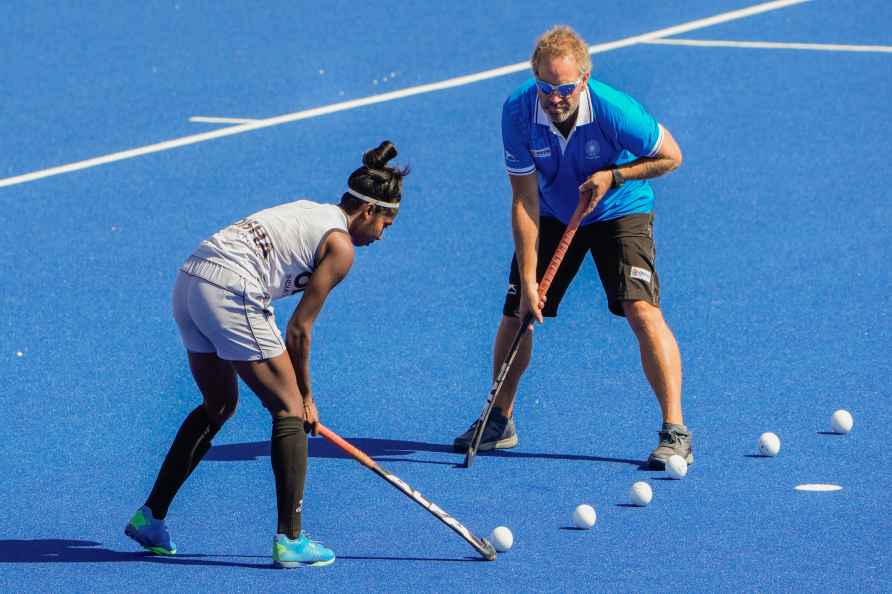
[287,271,313,294]
[507,283,518,295]
[531,147,552,158]
[505,150,519,163]
[233,218,272,260]
[584,140,600,160]
[630,266,652,283]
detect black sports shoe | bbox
[647,424,693,469]
[452,407,518,452]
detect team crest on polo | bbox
[584,140,600,160]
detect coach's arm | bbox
[509,172,545,324]
[578,124,683,216]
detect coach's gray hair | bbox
[531,25,592,76]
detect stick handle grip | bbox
[317,424,376,470]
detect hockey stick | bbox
[463,201,587,468]
[317,424,497,561]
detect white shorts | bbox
[172,257,286,361]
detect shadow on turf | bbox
[0,539,267,569]
[206,438,643,467]
[0,539,148,564]
[0,540,481,566]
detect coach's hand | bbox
[577,170,613,217]
[303,393,320,435]
[520,281,546,325]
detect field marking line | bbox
[189,116,261,124]
[0,0,810,189]
[645,38,892,53]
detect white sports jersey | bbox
[191,200,349,300]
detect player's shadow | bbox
[0,540,480,566]
[0,540,268,568]
[0,539,146,564]
[206,437,643,467]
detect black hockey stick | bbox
[463,202,587,468]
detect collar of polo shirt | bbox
[534,82,594,129]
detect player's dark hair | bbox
[339,140,410,214]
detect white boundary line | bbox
[646,38,892,53]
[189,116,260,124]
[0,0,809,189]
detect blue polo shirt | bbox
[502,78,664,225]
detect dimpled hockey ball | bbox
[758,432,781,457]
[629,481,653,506]
[489,526,513,552]
[572,504,597,529]
[830,409,854,434]
[666,454,688,479]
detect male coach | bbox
[453,25,690,469]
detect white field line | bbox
[189,116,261,124]
[645,38,892,53]
[0,0,810,189]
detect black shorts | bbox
[502,213,660,318]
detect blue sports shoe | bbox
[273,532,336,568]
[124,505,177,556]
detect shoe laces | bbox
[489,409,509,429]
[659,429,683,445]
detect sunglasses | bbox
[535,75,585,97]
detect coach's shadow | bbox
[207,438,643,467]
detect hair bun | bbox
[362,140,398,169]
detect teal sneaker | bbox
[273,532,335,568]
[124,505,176,555]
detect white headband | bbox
[347,188,401,209]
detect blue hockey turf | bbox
[2,1,890,592]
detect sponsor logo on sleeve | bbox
[505,150,519,162]
[630,267,652,283]
[531,147,552,158]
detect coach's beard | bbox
[545,99,577,124]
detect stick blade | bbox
[462,438,479,468]
[479,538,497,561]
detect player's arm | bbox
[612,124,682,181]
[510,172,545,324]
[285,231,355,432]
[578,124,683,216]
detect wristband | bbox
[611,168,625,189]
